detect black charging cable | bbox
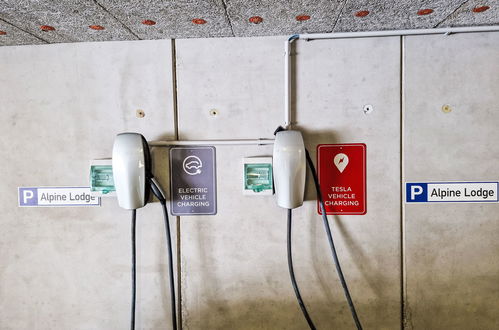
[287,208,317,329]
[276,125,316,329]
[150,178,178,330]
[305,149,363,330]
[131,209,137,330]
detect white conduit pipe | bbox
[284,25,499,128]
[148,139,275,146]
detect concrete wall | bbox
[0,31,498,329]
[404,32,499,330]
[175,36,401,329]
[0,40,176,329]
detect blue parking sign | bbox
[19,187,38,206]
[406,183,428,202]
[406,181,498,203]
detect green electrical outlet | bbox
[243,157,273,195]
[89,160,115,195]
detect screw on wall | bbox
[441,104,452,113]
[209,109,219,117]
[363,104,374,114]
[136,109,145,118]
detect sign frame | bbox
[169,146,217,216]
[406,181,499,203]
[317,143,367,215]
[18,186,101,207]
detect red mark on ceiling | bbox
[355,10,370,17]
[0,31,6,35]
[192,18,207,25]
[142,19,156,25]
[472,6,490,13]
[417,9,434,16]
[249,16,263,24]
[296,15,311,21]
[89,25,105,30]
[40,25,55,31]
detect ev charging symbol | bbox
[183,156,203,176]
[19,188,38,206]
[406,183,428,202]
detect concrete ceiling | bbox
[0,0,497,46]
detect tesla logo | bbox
[333,153,349,173]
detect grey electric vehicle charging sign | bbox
[170,147,217,215]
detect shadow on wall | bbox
[306,205,390,308]
[185,298,372,330]
[188,292,499,329]
[298,127,341,203]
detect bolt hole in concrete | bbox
[209,109,219,117]
[442,104,452,113]
[363,104,374,114]
[136,109,145,118]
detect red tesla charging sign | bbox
[317,144,367,215]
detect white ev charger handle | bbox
[112,133,151,210]
[273,130,306,209]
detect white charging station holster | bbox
[273,130,306,209]
[112,133,150,210]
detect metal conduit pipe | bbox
[148,139,275,146]
[284,25,499,128]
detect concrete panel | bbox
[0,0,138,43]
[0,40,176,329]
[334,0,467,32]
[0,19,46,46]
[404,32,499,329]
[98,0,234,39]
[224,0,345,37]
[175,36,284,139]
[176,36,401,329]
[438,0,499,27]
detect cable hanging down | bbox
[160,202,177,330]
[287,208,317,330]
[305,149,363,330]
[150,178,178,330]
[130,209,137,330]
